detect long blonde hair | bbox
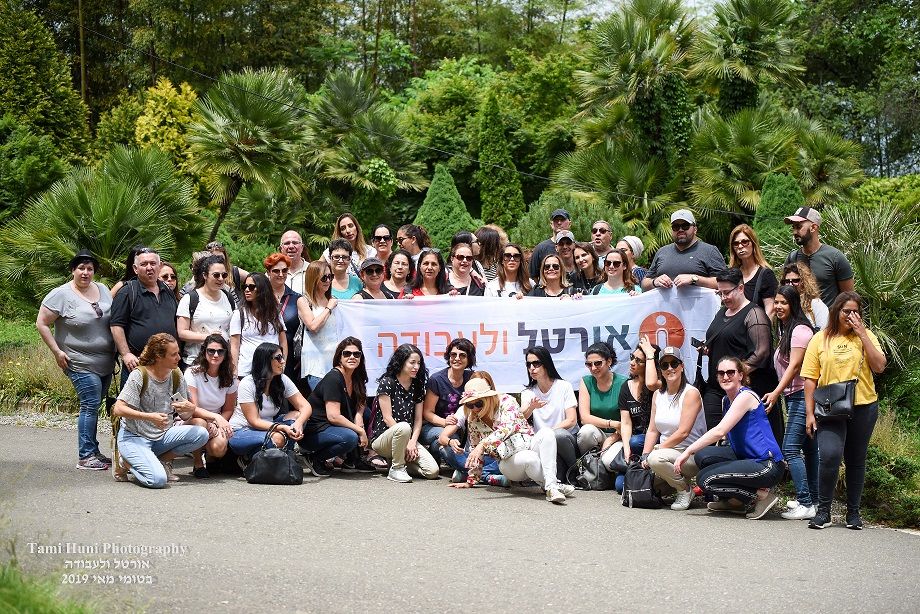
[467,371,500,424]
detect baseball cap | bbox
[670,209,696,225]
[359,257,384,272]
[550,209,571,220]
[660,346,682,363]
[784,207,822,225]
[554,230,575,244]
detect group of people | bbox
[37,204,884,529]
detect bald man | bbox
[280,230,308,295]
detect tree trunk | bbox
[208,175,244,242]
[372,0,383,84]
[475,0,481,55]
[559,0,568,44]
[78,0,87,102]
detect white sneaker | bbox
[782,503,817,520]
[387,467,413,483]
[546,487,566,504]
[786,499,799,510]
[558,484,576,498]
[671,489,692,510]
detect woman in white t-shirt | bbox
[229,273,286,378]
[485,243,532,298]
[177,255,234,366]
[228,342,312,461]
[641,346,706,511]
[184,334,238,478]
[520,346,579,484]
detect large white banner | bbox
[334,287,720,394]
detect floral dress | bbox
[465,394,534,484]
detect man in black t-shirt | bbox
[529,208,572,280]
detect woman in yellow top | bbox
[802,291,886,530]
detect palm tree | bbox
[789,117,864,207]
[187,68,311,242]
[689,0,803,115]
[0,146,204,295]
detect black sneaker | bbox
[846,510,864,530]
[310,456,332,477]
[809,509,832,529]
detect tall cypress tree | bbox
[476,91,525,230]
[414,164,475,250]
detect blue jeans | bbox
[782,391,818,507]
[228,418,297,458]
[66,369,113,459]
[614,434,647,493]
[439,442,501,480]
[419,423,444,461]
[301,426,359,464]
[118,425,209,488]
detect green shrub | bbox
[92,91,143,161]
[849,174,920,219]
[510,191,629,254]
[0,114,66,224]
[862,443,920,528]
[0,558,95,614]
[755,173,803,246]
[413,164,475,250]
[476,92,526,230]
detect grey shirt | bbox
[785,244,854,307]
[41,282,116,375]
[646,239,726,281]
[117,367,188,440]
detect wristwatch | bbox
[691,275,699,286]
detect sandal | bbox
[368,455,389,472]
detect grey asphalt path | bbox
[2,424,919,613]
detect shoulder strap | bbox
[221,287,236,310]
[138,366,148,397]
[752,267,764,303]
[232,266,241,291]
[188,289,200,321]
[171,368,182,393]
[590,284,602,296]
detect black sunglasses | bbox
[160,273,177,280]
[243,283,257,291]
[373,235,392,242]
[341,350,362,359]
[660,360,681,370]
[210,271,229,279]
[591,227,610,234]
[206,348,226,356]
[363,267,384,276]
[526,360,543,369]
[502,252,522,261]
[272,353,285,363]
[453,254,474,262]
[90,302,103,318]
[543,263,560,271]
[671,223,692,231]
[781,277,801,285]
[270,267,289,275]
[467,400,485,410]
[716,369,737,378]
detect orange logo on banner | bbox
[639,312,685,349]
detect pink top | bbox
[773,324,814,396]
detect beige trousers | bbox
[371,422,439,478]
[647,445,699,493]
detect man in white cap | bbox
[616,235,647,284]
[783,206,853,307]
[280,229,308,295]
[529,208,572,280]
[641,209,726,291]
[553,229,577,276]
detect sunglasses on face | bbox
[543,263,560,271]
[331,254,350,262]
[205,348,226,357]
[671,223,692,232]
[584,359,605,369]
[270,267,289,275]
[160,274,177,280]
[210,272,229,280]
[395,236,408,244]
[243,284,257,291]
[453,254,474,263]
[272,353,285,363]
[556,240,573,247]
[732,238,752,248]
[526,360,543,370]
[502,252,522,261]
[449,351,467,361]
[467,400,485,410]
[629,355,643,363]
[341,350,362,359]
[591,227,610,235]
[320,273,333,283]
[605,260,623,268]
[373,235,392,242]
[781,277,801,285]
[717,369,737,379]
[661,360,681,370]
[363,267,384,276]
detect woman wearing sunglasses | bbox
[589,249,641,296]
[674,357,785,520]
[421,338,476,460]
[230,273,286,379]
[37,249,116,471]
[728,224,777,319]
[184,334,237,477]
[527,254,573,298]
[177,255,235,367]
[447,243,485,296]
[485,243,532,298]
[370,224,393,265]
[300,260,339,391]
[780,263,828,330]
[577,342,629,456]
[612,336,662,491]
[353,257,392,300]
[302,337,368,476]
[450,376,575,504]
[265,252,311,389]
[159,262,182,302]
[642,347,706,511]
[228,342,311,463]
[521,346,579,484]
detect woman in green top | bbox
[576,342,628,454]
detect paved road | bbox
[2,424,919,613]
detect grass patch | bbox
[0,558,95,614]
[861,406,920,528]
[0,319,39,351]
[0,343,77,414]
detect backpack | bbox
[180,288,235,356]
[621,462,663,509]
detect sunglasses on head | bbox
[717,369,737,379]
[502,252,522,261]
[373,235,392,242]
[543,263,560,271]
[467,400,485,410]
[526,360,543,369]
[671,222,692,231]
[660,360,681,370]
[270,267,289,275]
[210,271,229,280]
[206,347,226,356]
[206,241,224,250]
[341,350,362,359]
[584,359,605,369]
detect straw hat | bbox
[459,378,499,406]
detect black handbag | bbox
[621,461,662,509]
[813,351,864,423]
[605,442,629,475]
[567,448,614,491]
[243,425,304,485]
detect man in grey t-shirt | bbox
[784,206,854,307]
[641,209,726,291]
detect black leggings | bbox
[816,402,878,512]
[695,446,784,504]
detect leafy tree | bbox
[0,3,89,157]
[0,146,204,296]
[476,91,525,229]
[92,92,144,161]
[187,67,311,242]
[849,175,920,217]
[510,191,628,251]
[754,173,802,246]
[0,114,66,224]
[413,164,475,249]
[689,0,803,115]
[135,78,198,170]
